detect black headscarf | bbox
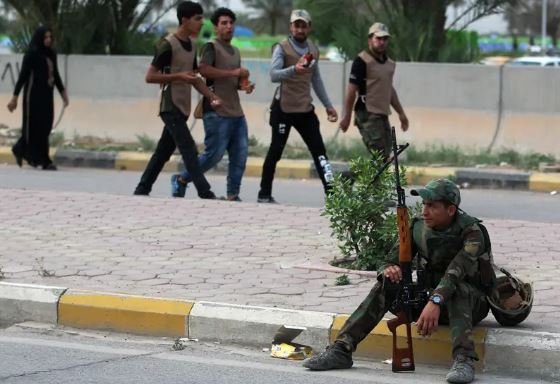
[29,26,55,58]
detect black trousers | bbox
[259,104,331,197]
[134,111,211,196]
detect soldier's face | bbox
[422,200,456,230]
[290,20,310,43]
[368,35,389,54]
[215,15,234,42]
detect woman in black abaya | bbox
[7,26,69,170]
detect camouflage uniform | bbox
[336,179,490,361]
[354,109,392,159]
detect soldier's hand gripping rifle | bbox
[385,127,429,373]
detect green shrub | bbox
[323,153,404,271]
[136,134,156,152]
[335,274,350,286]
[49,131,65,147]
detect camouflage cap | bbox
[368,22,390,37]
[411,178,461,206]
[290,9,311,24]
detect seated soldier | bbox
[303,178,491,384]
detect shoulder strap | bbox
[476,221,492,254]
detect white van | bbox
[509,56,560,67]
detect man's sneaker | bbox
[446,355,475,383]
[171,174,187,198]
[133,187,150,196]
[199,190,216,200]
[302,342,353,371]
[219,195,242,202]
[257,195,277,204]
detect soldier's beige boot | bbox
[446,354,475,383]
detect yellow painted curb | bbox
[330,315,486,368]
[59,291,194,337]
[275,160,312,179]
[241,158,312,179]
[529,172,560,192]
[406,166,458,186]
[0,146,16,165]
[0,146,55,165]
[115,151,179,172]
[244,157,264,178]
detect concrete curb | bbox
[2,146,559,192]
[189,301,334,351]
[0,282,66,324]
[0,282,558,381]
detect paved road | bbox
[0,323,538,384]
[0,164,558,222]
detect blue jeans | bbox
[181,112,248,197]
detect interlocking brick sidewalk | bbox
[0,188,558,332]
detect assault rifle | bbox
[385,126,430,372]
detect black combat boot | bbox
[302,341,353,371]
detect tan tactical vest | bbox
[165,34,196,116]
[358,50,396,115]
[278,39,319,113]
[210,40,244,117]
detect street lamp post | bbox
[542,0,548,52]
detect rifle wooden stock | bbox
[388,126,416,373]
[388,205,416,372]
[387,311,415,372]
[397,206,412,263]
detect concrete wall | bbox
[1,53,559,155]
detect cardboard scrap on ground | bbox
[270,325,313,360]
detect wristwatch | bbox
[429,294,443,306]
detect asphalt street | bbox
[0,164,558,222]
[0,323,542,384]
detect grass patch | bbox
[247,135,268,157]
[405,144,556,170]
[325,137,370,161]
[49,131,65,147]
[22,132,557,171]
[136,134,156,152]
[335,274,351,286]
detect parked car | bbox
[479,56,512,65]
[508,56,560,67]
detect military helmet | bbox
[487,269,533,326]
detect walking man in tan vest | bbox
[134,1,220,198]
[171,7,254,201]
[339,22,409,160]
[257,9,338,204]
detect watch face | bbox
[431,295,442,304]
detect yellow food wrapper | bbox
[270,325,313,360]
[270,342,313,360]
